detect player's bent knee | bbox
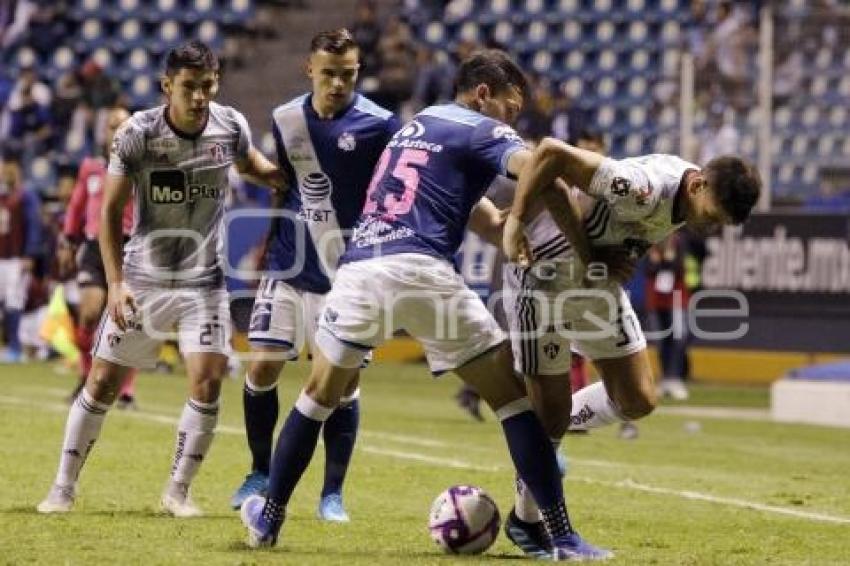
[247,359,285,388]
[617,379,657,420]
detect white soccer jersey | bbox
[108,102,252,289]
[526,154,698,260]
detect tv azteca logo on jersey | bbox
[149,170,220,204]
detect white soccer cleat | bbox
[160,482,204,518]
[37,484,75,514]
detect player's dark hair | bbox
[455,49,529,99]
[703,156,761,225]
[310,28,358,54]
[165,40,219,76]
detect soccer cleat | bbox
[454,387,484,422]
[551,532,614,561]
[36,484,75,514]
[503,507,550,558]
[230,471,269,510]
[0,348,22,364]
[241,494,282,548]
[618,422,639,440]
[317,493,350,522]
[160,482,203,518]
[116,394,138,411]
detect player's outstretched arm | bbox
[468,197,509,247]
[100,173,136,331]
[235,147,290,194]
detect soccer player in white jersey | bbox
[37,41,287,517]
[241,50,612,561]
[501,138,760,553]
[230,29,400,520]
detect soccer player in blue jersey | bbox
[240,49,612,561]
[230,29,401,521]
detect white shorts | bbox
[0,258,29,310]
[93,285,231,369]
[248,277,327,360]
[503,258,646,375]
[316,254,506,374]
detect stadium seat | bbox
[558,20,582,49]
[150,20,185,55]
[625,133,644,156]
[773,106,792,128]
[70,0,107,21]
[183,0,217,26]
[627,21,648,46]
[476,0,510,26]
[28,157,55,194]
[119,47,154,83]
[423,22,445,46]
[817,135,834,157]
[90,47,114,74]
[444,0,473,24]
[492,21,514,45]
[109,0,142,22]
[74,18,107,53]
[46,47,76,83]
[598,49,617,73]
[563,50,585,74]
[791,135,809,157]
[740,134,756,156]
[521,21,548,50]
[561,76,582,99]
[630,49,650,72]
[596,105,616,129]
[595,20,616,45]
[10,46,38,72]
[628,107,647,129]
[843,137,850,156]
[221,0,255,28]
[809,76,828,98]
[196,21,223,50]
[801,105,820,128]
[802,164,818,185]
[111,19,146,54]
[531,50,552,75]
[829,106,847,128]
[129,74,158,109]
[146,0,181,24]
[458,21,481,44]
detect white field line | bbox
[656,406,771,422]
[3,394,849,525]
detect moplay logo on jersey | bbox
[150,170,187,203]
[337,132,356,151]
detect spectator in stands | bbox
[700,1,756,110]
[7,84,53,155]
[550,86,592,145]
[0,0,36,49]
[351,0,381,82]
[0,149,42,363]
[410,45,455,111]
[374,15,416,113]
[698,104,740,165]
[645,233,691,401]
[51,71,84,146]
[516,76,554,143]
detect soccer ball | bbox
[428,485,500,555]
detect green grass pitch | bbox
[1,362,848,565]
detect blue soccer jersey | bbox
[343,103,525,265]
[264,93,400,293]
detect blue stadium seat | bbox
[129,74,159,109]
[491,21,514,46]
[516,21,547,52]
[183,0,217,26]
[457,21,481,44]
[70,0,108,21]
[118,47,154,83]
[531,50,552,75]
[74,18,107,53]
[221,0,255,28]
[150,20,185,55]
[90,47,115,74]
[109,0,143,23]
[556,20,582,50]
[146,0,181,24]
[46,47,77,83]
[111,19,146,54]
[660,20,681,45]
[477,0,512,26]
[195,20,223,50]
[28,157,56,195]
[423,22,445,46]
[10,46,39,72]
[512,0,546,25]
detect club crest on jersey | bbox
[300,171,332,203]
[207,142,228,163]
[337,132,356,151]
[543,341,561,360]
[611,177,631,197]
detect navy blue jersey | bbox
[343,103,525,264]
[264,93,400,293]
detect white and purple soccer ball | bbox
[428,485,501,555]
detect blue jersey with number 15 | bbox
[342,103,525,265]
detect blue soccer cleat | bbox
[240,495,282,548]
[230,471,269,510]
[551,532,614,561]
[317,492,350,522]
[504,507,550,558]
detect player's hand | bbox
[589,246,638,284]
[503,213,533,267]
[107,280,138,332]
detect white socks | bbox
[570,381,624,431]
[170,399,219,486]
[55,390,109,488]
[514,438,562,523]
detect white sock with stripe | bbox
[55,389,109,488]
[170,399,219,487]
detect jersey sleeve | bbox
[107,117,145,176]
[384,114,403,142]
[233,109,253,159]
[469,119,526,178]
[586,157,662,221]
